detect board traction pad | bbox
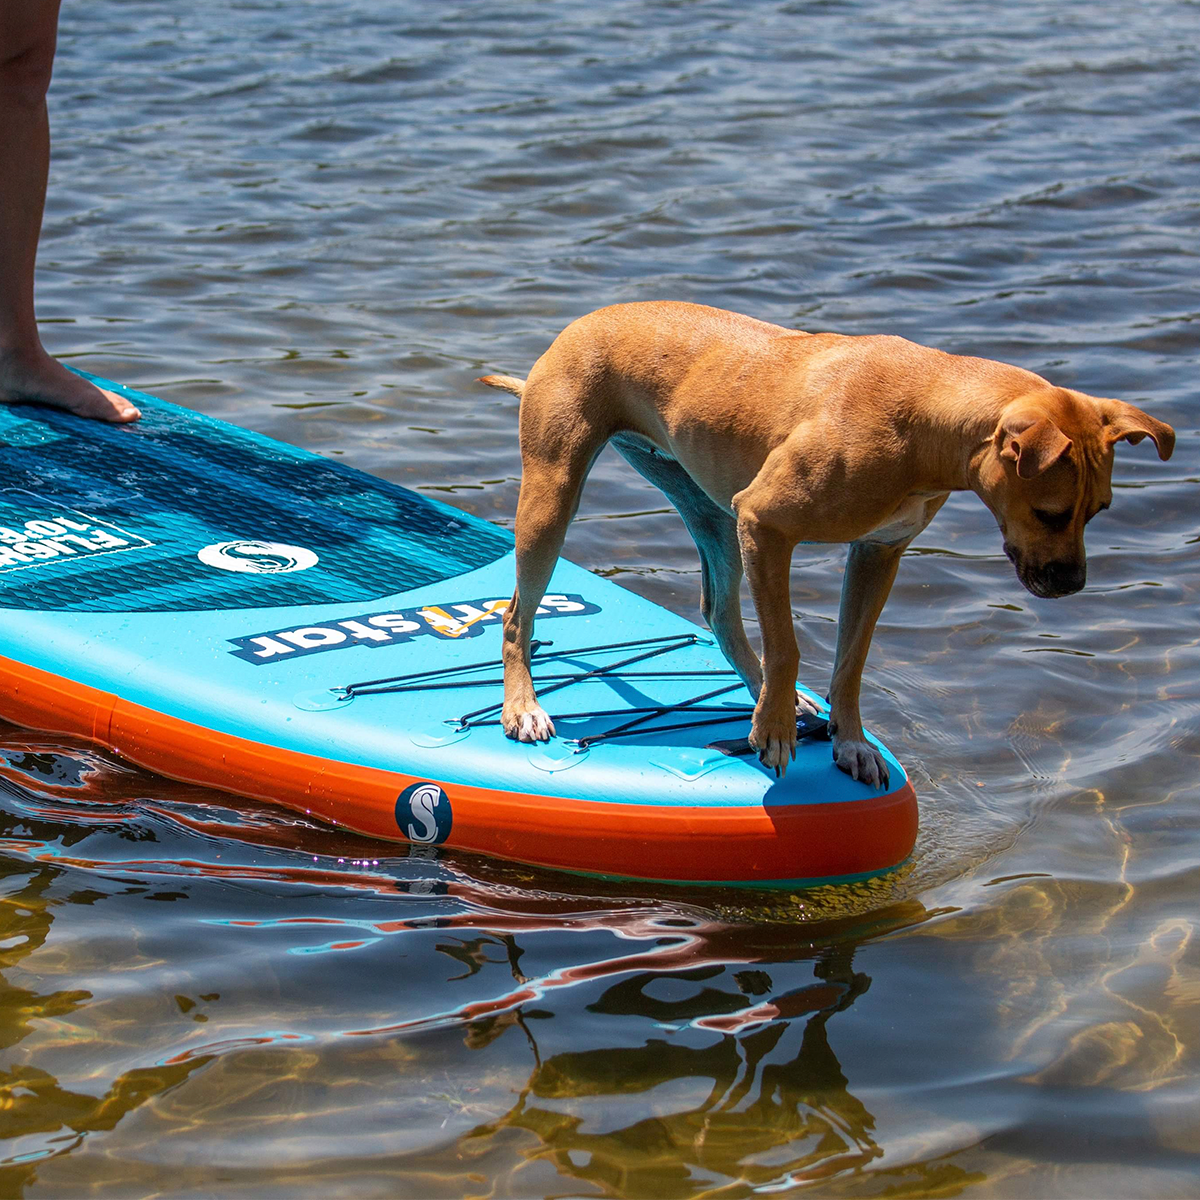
[0,382,510,613]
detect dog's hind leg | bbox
[610,435,765,698]
[500,380,609,743]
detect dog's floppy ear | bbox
[997,413,1073,479]
[1100,399,1175,461]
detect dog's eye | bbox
[1032,508,1072,532]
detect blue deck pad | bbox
[0,374,509,612]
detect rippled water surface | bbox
[3,0,1199,1194]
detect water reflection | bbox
[462,947,887,1195]
[0,859,212,1193]
[1,734,939,1194]
[1,729,1198,1194]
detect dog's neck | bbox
[902,391,1011,498]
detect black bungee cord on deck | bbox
[337,633,830,754]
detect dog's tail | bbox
[477,374,526,397]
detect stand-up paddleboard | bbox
[0,372,917,887]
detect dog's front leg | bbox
[737,509,802,776]
[828,539,907,788]
[501,453,595,743]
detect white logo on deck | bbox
[198,540,318,575]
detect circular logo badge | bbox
[395,782,452,845]
[197,540,319,575]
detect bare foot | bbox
[0,347,139,423]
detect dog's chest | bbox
[861,492,947,545]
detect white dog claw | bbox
[508,706,555,743]
[521,709,555,742]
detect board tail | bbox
[478,374,527,397]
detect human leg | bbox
[0,0,138,422]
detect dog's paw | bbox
[502,704,556,743]
[750,708,797,778]
[832,737,890,789]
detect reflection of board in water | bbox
[0,373,917,887]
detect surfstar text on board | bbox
[227,592,601,664]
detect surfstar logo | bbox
[395,782,452,845]
[197,540,318,575]
[227,592,601,664]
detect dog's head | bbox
[975,389,1174,599]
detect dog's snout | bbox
[1028,559,1086,598]
[1007,545,1087,598]
[1043,560,1086,595]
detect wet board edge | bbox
[0,652,919,888]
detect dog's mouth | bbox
[1004,544,1086,599]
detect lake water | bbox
[2,0,1198,1194]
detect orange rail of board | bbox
[0,654,917,885]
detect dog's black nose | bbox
[1038,560,1086,597]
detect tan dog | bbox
[480,302,1174,787]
